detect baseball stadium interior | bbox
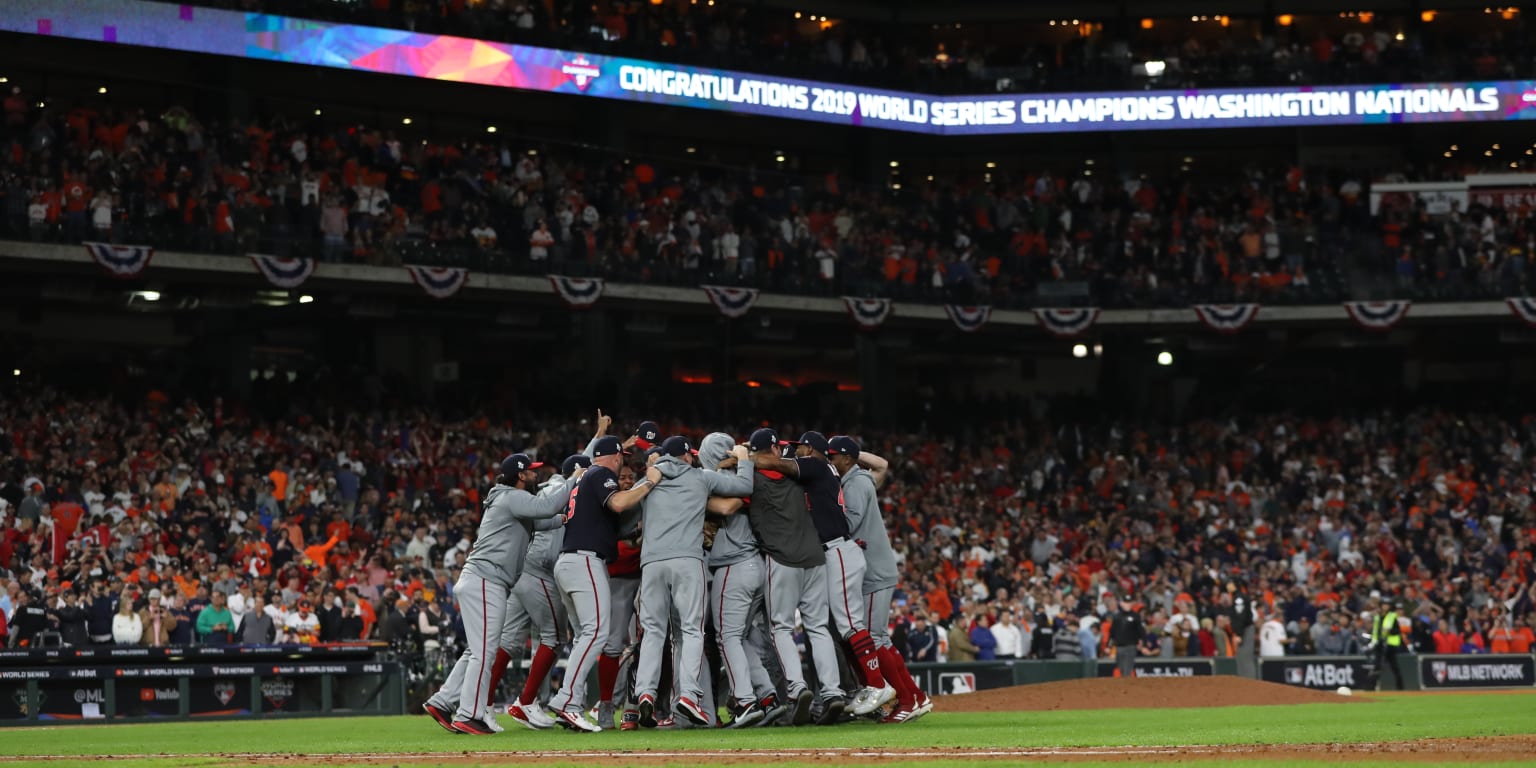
[0,0,1533,759]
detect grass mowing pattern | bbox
[1,693,1533,757]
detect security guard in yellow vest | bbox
[1372,600,1408,690]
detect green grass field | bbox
[2,692,1534,767]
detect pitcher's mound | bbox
[934,676,1367,713]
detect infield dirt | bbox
[933,675,1367,712]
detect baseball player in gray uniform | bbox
[753,430,890,723]
[548,435,662,733]
[742,428,843,725]
[497,453,592,730]
[588,414,649,731]
[422,454,570,735]
[633,435,755,727]
[699,432,781,728]
[828,436,930,722]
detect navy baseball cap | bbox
[795,431,830,454]
[561,454,593,476]
[591,436,630,457]
[500,454,543,476]
[748,428,782,453]
[661,436,693,457]
[827,436,860,461]
[634,421,661,449]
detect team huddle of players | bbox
[421,413,932,734]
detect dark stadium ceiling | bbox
[735,0,1505,22]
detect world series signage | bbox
[1419,655,1535,689]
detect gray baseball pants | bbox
[550,551,610,714]
[429,571,507,723]
[762,555,841,700]
[711,557,774,706]
[633,557,708,704]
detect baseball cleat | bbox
[880,703,917,724]
[790,688,814,725]
[588,700,616,730]
[620,708,640,731]
[849,686,884,716]
[730,699,767,729]
[675,695,710,726]
[757,693,788,727]
[815,696,846,726]
[654,716,679,729]
[423,702,457,733]
[875,684,897,710]
[556,710,602,733]
[908,692,933,721]
[508,701,554,730]
[450,717,497,735]
[637,693,657,728]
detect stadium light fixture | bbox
[1141,18,1154,29]
[11,369,18,377]
[134,290,161,302]
[1072,344,1088,358]
[775,155,785,164]
[1277,14,1294,26]
[314,108,322,116]
[1420,10,1436,22]
[1093,344,1104,357]
[0,77,7,83]
[686,146,696,153]
[298,295,315,304]
[97,86,107,94]
[1395,31,1406,40]
[1142,60,1167,78]
[890,160,899,168]
[402,117,413,125]
[486,125,497,133]
[985,161,997,168]
[1157,351,1174,366]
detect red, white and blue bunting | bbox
[548,275,605,308]
[843,297,893,330]
[83,242,153,277]
[1032,307,1100,337]
[1507,297,1536,328]
[248,253,315,289]
[404,265,469,299]
[702,285,760,318]
[945,305,992,333]
[1343,300,1411,331]
[1192,303,1261,334]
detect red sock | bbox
[879,647,917,707]
[518,644,557,706]
[597,652,622,703]
[487,648,513,706]
[847,629,886,689]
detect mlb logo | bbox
[939,672,976,694]
[1431,661,1448,684]
[1285,668,1304,685]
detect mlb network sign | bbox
[1420,655,1535,689]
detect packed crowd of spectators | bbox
[1,386,1533,671]
[169,1,1532,94]
[4,89,1533,309]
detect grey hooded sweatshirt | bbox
[640,446,754,567]
[464,483,569,588]
[701,432,759,569]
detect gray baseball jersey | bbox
[699,433,758,568]
[638,454,754,566]
[842,467,896,592]
[463,484,569,589]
